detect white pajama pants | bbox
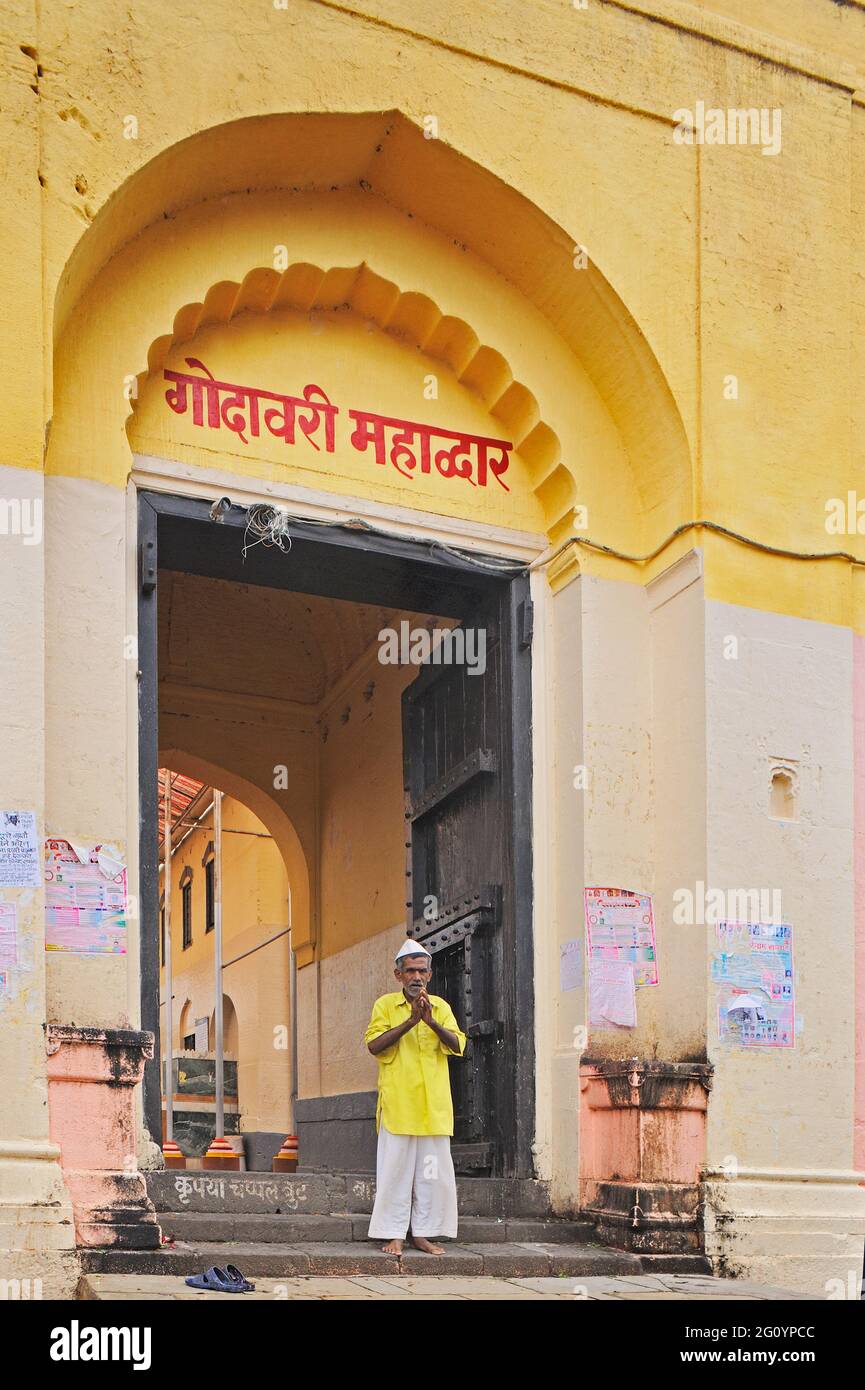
[367,1124,458,1240]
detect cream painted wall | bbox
[545,563,706,1198]
[1,467,47,1122]
[316,922,407,1099]
[45,476,130,1027]
[546,573,585,1205]
[552,561,706,1064]
[0,465,77,1294]
[702,599,860,1292]
[645,557,708,1060]
[544,569,865,1291]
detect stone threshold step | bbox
[155,1211,597,1246]
[299,1172,555,1217]
[638,1254,712,1275]
[82,1241,644,1279]
[145,1170,555,1218]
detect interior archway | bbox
[211,995,239,1057]
[159,747,312,960]
[158,761,295,1154]
[177,1000,192,1049]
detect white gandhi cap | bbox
[395,938,432,962]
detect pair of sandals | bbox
[185,1264,255,1293]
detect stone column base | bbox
[580,1059,713,1255]
[587,1180,704,1254]
[46,1025,161,1250]
[0,1139,80,1298]
[704,1170,865,1297]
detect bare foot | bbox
[381,1238,403,1254]
[410,1236,444,1255]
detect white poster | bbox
[559,939,584,992]
[0,812,40,888]
[0,902,18,969]
[588,958,637,1028]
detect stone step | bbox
[145,1171,338,1217]
[637,1254,713,1275]
[326,1172,555,1218]
[155,1210,597,1245]
[82,1240,644,1280]
[146,1169,556,1218]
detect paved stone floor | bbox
[81,1272,813,1300]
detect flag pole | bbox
[203,787,238,1170]
[214,787,224,1138]
[163,774,173,1142]
[162,772,184,1168]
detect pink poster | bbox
[584,886,658,987]
[44,839,127,954]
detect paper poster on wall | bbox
[0,902,19,970]
[588,958,637,1028]
[44,839,128,955]
[559,939,584,992]
[711,920,794,1048]
[584,887,658,987]
[0,811,40,888]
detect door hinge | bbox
[139,539,157,595]
[519,598,533,648]
[467,1019,502,1040]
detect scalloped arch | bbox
[56,111,694,549]
[131,259,575,534]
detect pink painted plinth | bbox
[46,1024,161,1249]
[580,1061,709,1203]
[579,1060,711,1253]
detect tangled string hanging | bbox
[241,504,293,559]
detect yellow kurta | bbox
[364,991,467,1136]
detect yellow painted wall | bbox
[4,0,865,1294]
[319,652,413,957]
[1,0,863,624]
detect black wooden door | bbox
[401,577,534,1177]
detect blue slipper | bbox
[184,1266,234,1292]
[224,1264,256,1292]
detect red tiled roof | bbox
[158,769,206,845]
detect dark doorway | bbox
[402,582,534,1177]
[138,491,535,1177]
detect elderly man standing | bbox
[364,939,467,1255]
